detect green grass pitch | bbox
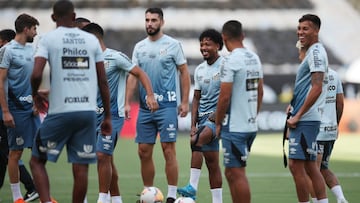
[0,133,359,202]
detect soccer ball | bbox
[140,186,164,203]
[174,197,195,203]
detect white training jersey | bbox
[132,34,187,109]
[34,26,103,115]
[194,56,223,114]
[317,68,343,141]
[220,48,263,133]
[290,42,328,121]
[0,40,35,113]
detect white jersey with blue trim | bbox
[290,42,328,121]
[34,26,104,115]
[97,48,135,117]
[194,56,223,115]
[317,68,343,141]
[132,34,187,109]
[220,48,263,133]
[0,40,35,112]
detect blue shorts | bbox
[221,131,256,168]
[317,140,335,169]
[288,121,320,161]
[135,107,178,144]
[8,111,40,150]
[198,114,219,152]
[32,111,97,164]
[96,116,124,155]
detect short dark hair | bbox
[199,29,223,51]
[82,23,104,38]
[53,0,74,19]
[0,29,16,42]
[222,20,243,40]
[299,14,321,29]
[75,17,90,24]
[145,8,164,20]
[14,13,39,33]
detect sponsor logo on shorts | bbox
[77,144,96,159]
[16,137,24,145]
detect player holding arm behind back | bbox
[125,7,190,203]
[30,1,112,203]
[215,20,264,203]
[82,22,158,203]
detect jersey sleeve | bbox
[173,42,187,66]
[116,51,136,72]
[220,57,235,83]
[0,46,12,69]
[34,35,49,59]
[336,72,344,94]
[308,47,326,73]
[94,41,104,63]
[193,65,200,90]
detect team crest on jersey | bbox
[159,49,167,56]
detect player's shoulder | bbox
[162,34,181,45]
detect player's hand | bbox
[190,126,197,137]
[146,94,159,113]
[124,104,131,120]
[3,112,15,128]
[286,115,299,129]
[215,124,221,139]
[178,102,189,117]
[100,117,112,136]
[33,90,49,114]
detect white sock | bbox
[111,196,123,203]
[107,191,111,201]
[311,197,318,203]
[331,185,346,200]
[97,192,108,203]
[167,185,177,199]
[299,202,310,203]
[210,188,222,203]
[83,195,88,203]
[189,168,201,189]
[10,182,22,201]
[317,198,328,203]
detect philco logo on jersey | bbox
[62,57,89,69]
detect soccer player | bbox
[0,14,40,203]
[177,29,223,203]
[316,67,348,203]
[126,7,191,203]
[215,20,264,203]
[29,1,112,203]
[0,29,39,203]
[286,14,329,203]
[82,22,158,203]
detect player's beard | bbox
[146,27,160,36]
[26,36,34,43]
